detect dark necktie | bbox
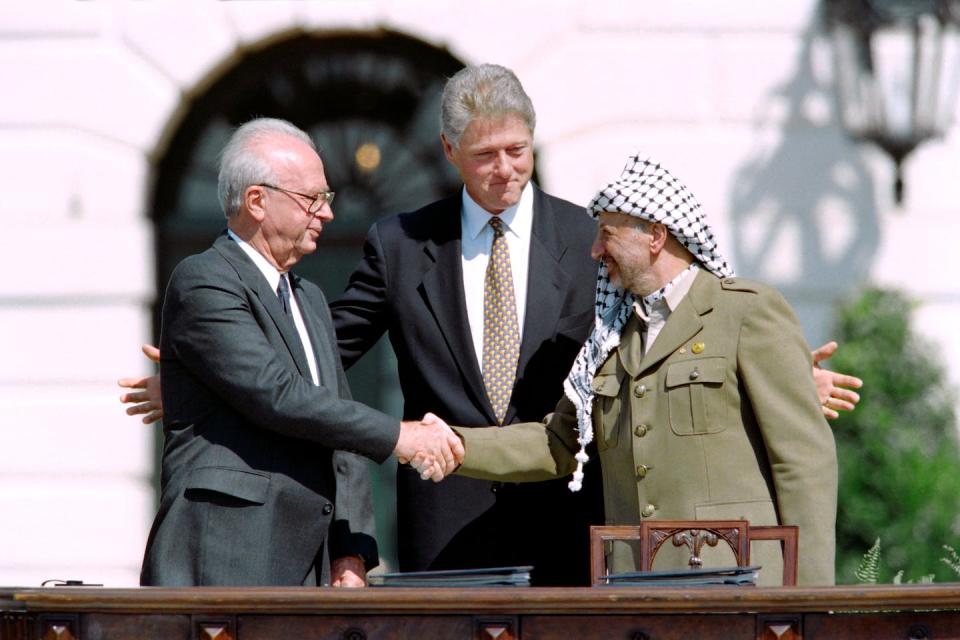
[277,274,292,316]
[482,216,520,425]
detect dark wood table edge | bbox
[3,584,960,615]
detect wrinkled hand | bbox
[118,344,164,424]
[811,341,863,420]
[394,413,463,482]
[331,555,367,588]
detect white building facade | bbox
[1,0,956,586]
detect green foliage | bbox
[943,545,960,578]
[856,537,942,584]
[854,538,881,583]
[892,570,935,585]
[830,288,960,583]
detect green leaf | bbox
[856,538,882,584]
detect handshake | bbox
[393,413,463,482]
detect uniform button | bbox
[636,464,649,478]
[633,384,647,398]
[689,369,700,380]
[641,504,656,518]
[491,482,501,494]
[634,424,648,437]
[322,503,333,515]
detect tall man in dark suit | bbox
[330,64,605,585]
[140,118,462,587]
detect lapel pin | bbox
[692,342,705,354]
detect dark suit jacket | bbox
[331,186,604,585]
[141,233,400,586]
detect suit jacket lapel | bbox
[506,187,571,424]
[213,233,313,380]
[290,274,338,388]
[418,201,496,422]
[634,270,717,375]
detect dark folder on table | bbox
[369,566,532,588]
[600,565,760,587]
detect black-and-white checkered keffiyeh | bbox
[563,153,734,491]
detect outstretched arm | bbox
[410,402,581,483]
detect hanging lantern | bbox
[826,0,960,203]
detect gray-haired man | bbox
[141,118,462,586]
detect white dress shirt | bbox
[228,229,320,385]
[460,183,534,364]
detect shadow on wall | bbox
[729,18,879,300]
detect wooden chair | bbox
[589,520,799,586]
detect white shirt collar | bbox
[227,228,284,291]
[461,182,534,241]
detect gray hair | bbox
[440,64,536,147]
[217,117,316,218]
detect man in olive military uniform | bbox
[421,153,838,586]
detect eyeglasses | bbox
[257,183,335,214]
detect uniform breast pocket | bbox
[591,373,623,451]
[665,357,727,435]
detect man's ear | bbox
[440,133,456,164]
[244,184,267,222]
[648,222,669,254]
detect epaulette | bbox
[719,277,760,294]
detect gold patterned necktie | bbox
[482,216,520,425]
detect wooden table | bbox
[2,584,959,639]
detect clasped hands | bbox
[394,413,463,482]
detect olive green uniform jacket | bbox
[455,270,838,586]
